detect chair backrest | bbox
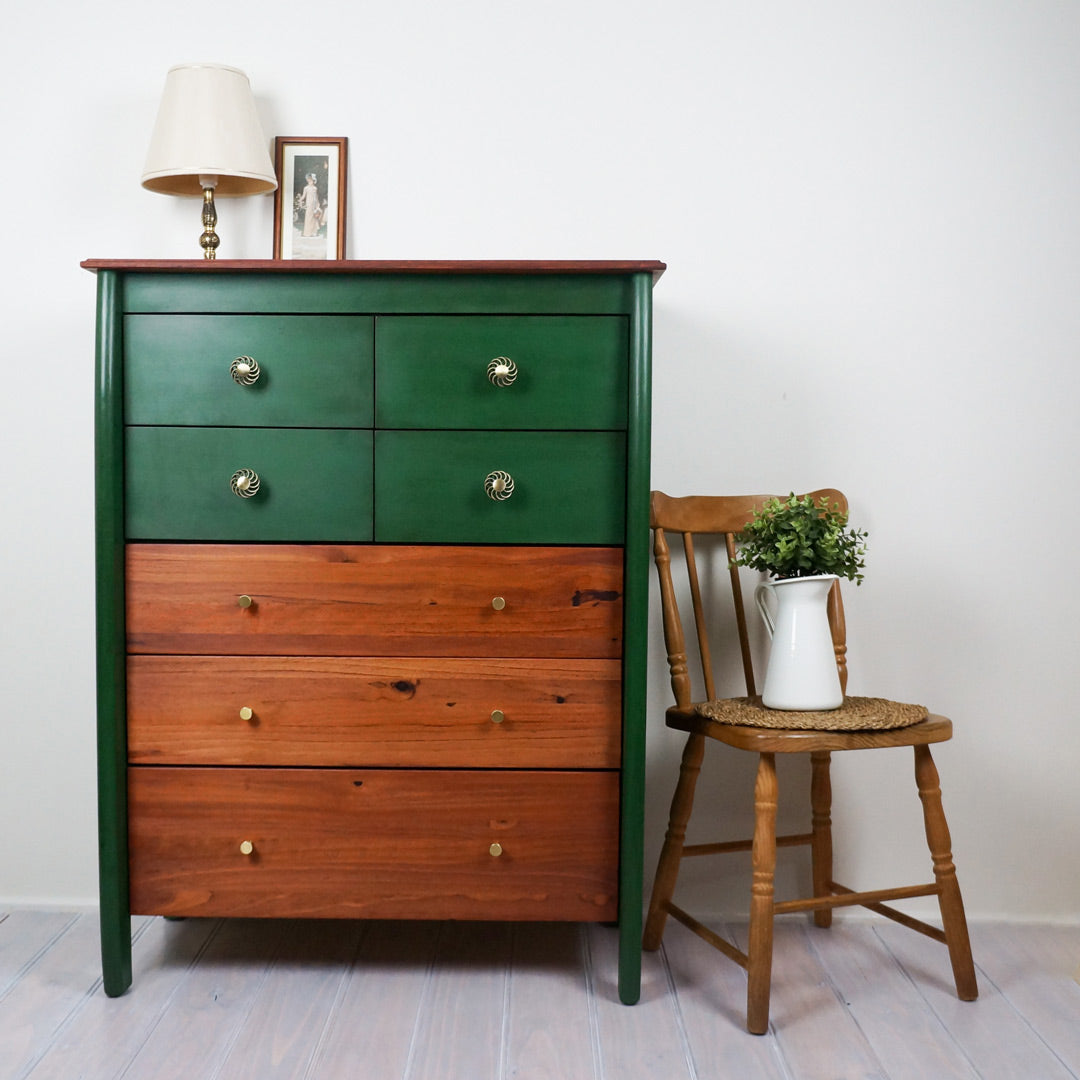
[650,489,849,707]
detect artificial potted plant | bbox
[732,493,868,710]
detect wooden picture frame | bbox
[272,137,348,260]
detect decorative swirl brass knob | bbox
[484,470,514,501]
[490,709,505,724]
[230,356,261,386]
[230,468,260,498]
[239,840,254,856]
[489,842,504,857]
[487,356,518,387]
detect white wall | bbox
[2,0,1077,920]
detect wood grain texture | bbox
[585,924,694,1080]
[0,913,142,1078]
[127,655,622,768]
[126,544,623,658]
[875,923,1075,1080]
[82,258,667,280]
[117,919,292,1080]
[405,922,514,1080]
[504,923,599,1080]
[10,913,1080,1078]
[806,921,979,1079]
[967,923,1080,1077]
[310,920,440,1078]
[214,919,364,1080]
[24,916,217,1080]
[128,768,619,922]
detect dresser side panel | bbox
[94,269,132,997]
[617,271,656,1004]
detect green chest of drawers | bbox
[88,259,663,1005]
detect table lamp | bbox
[141,63,277,259]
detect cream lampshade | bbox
[141,63,277,259]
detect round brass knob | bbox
[489,842,503,857]
[490,709,505,724]
[230,355,262,386]
[484,471,514,501]
[230,468,260,499]
[239,706,253,721]
[486,356,518,387]
[237,594,254,609]
[239,840,254,855]
[491,596,506,611]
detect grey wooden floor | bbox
[2,910,1078,1080]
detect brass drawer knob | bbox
[490,709,505,724]
[239,706,254,721]
[491,596,506,611]
[230,468,260,498]
[489,842,504,857]
[230,355,261,386]
[239,840,255,856]
[487,356,518,387]
[484,471,514,501]
[237,594,254,609]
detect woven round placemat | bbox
[694,696,928,732]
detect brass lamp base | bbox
[200,186,219,260]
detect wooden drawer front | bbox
[374,431,626,544]
[124,315,374,426]
[125,428,374,541]
[375,316,627,430]
[126,544,623,657]
[127,656,622,768]
[128,767,619,921]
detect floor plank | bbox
[586,923,695,1080]
[1,913,149,1080]
[876,922,1078,1080]
[404,921,513,1080]
[3,912,1079,1080]
[658,917,789,1079]
[215,919,365,1080]
[504,923,598,1080]
[311,920,440,1079]
[805,920,978,1080]
[967,923,1080,1077]
[118,918,291,1080]
[0,911,82,995]
[25,916,218,1080]
[733,920,888,1079]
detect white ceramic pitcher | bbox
[754,574,843,711]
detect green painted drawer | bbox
[124,315,374,426]
[375,316,627,429]
[126,428,373,541]
[375,431,625,543]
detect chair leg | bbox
[747,752,778,1034]
[643,732,706,951]
[914,744,978,1001]
[810,750,833,929]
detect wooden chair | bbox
[642,489,977,1034]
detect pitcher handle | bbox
[755,581,776,638]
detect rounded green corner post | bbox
[618,271,654,1005]
[94,269,132,996]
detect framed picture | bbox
[272,137,348,260]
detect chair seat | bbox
[666,702,953,752]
